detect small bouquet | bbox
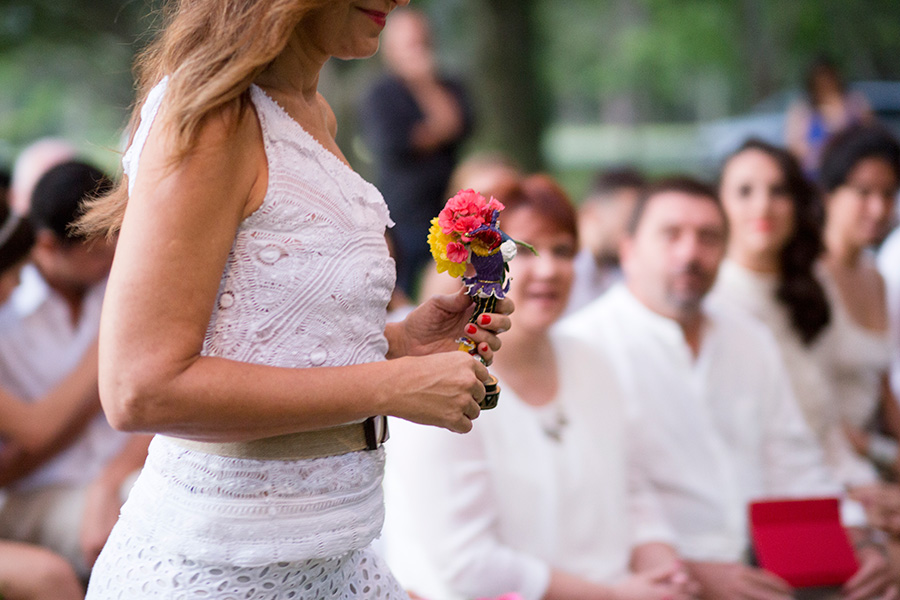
[428,189,532,409]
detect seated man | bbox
[559,177,895,600]
[566,166,645,314]
[0,161,150,580]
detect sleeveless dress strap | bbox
[122,77,169,197]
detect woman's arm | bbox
[102,97,486,442]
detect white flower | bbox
[500,239,518,262]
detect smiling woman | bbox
[75,0,517,598]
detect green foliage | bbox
[534,0,900,123]
[2,0,900,175]
[0,0,155,169]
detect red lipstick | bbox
[359,9,387,27]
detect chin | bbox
[523,305,565,329]
[338,38,381,60]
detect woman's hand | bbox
[687,561,792,600]
[851,484,900,537]
[844,422,871,456]
[387,289,513,365]
[384,351,490,433]
[610,563,695,600]
[843,545,897,600]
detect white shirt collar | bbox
[605,283,716,358]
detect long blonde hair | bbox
[79,0,331,237]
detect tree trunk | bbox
[469,0,547,171]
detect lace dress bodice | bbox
[125,80,396,371]
[95,79,400,573]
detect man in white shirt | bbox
[559,177,894,600]
[0,161,150,580]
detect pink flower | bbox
[447,189,486,215]
[453,214,483,235]
[438,207,458,235]
[446,242,469,263]
[486,196,506,214]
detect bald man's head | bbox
[10,138,77,215]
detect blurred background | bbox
[2,0,900,200]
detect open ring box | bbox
[749,497,859,592]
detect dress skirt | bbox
[86,436,407,599]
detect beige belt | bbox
[167,416,389,461]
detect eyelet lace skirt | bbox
[86,436,407,599]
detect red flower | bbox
[482,197,505,221]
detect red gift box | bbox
[749,497,858,588]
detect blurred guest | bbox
[567,167,645,314]
[385,230,415,323]
[0,204,84,599]
[0,199,99,458]
[0,161,150,579]
[360,7,474,297]
[819,125,900,476]
[446,152,520,201]
[878,224,900,403]
[0,541,83,600]
[786,57,872,179]
[9,138,77,216]
[559,177,893,600]
[418,152,521,302]
[712,139,882,485]
[384,174,694,600]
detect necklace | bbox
[540,403,569,442]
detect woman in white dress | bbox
[712,139,881,488]
[383,175,694,600]
[819,125,900,475]
[76,1,512,597]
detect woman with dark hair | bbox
[820,124,900,475]
[711,138,880,488]
[785,56,872,178]
[383,174,694,600]
[75,0,513,597]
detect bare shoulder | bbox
[139,94,267,219]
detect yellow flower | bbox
[428,218,467,278]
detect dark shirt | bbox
[360,74,474,233]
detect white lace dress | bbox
[86,80,408,599]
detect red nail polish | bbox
[466,324,478,335]
[480,314,492,325]
[480,343,489,352]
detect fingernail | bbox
[480,314,492,325]
[466,324,477,335]
[480,343,489,352]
